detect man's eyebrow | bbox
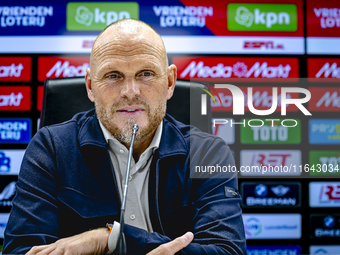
[98,63,119,71]
[139,63,159,70]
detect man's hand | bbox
[147,232,194,255]
[26,228,109,255]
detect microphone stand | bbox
[117,124,139,255]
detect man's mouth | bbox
[117,106,145,114]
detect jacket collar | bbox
[77,109,189,158]
[157,114,188,159]
[77,109,107,149]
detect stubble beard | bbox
[96,98,165,144]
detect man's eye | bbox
[108,74,118,78]
[142,72,152,76]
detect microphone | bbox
[117,124,139,255]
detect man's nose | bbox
[120,78,140,99]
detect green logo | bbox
[241,119,301,144]
[227,3,297,31]
[67,2,139,31]
[309,151,340,176]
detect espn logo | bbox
[243,41,284,50]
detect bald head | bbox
[90,19,168,73]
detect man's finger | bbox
[147,232,194,255]
[170,232,194,251]
[26,244,50,254]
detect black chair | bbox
[39,77,212,133]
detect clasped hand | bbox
[26,228,193,255]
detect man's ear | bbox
[85,68,95,102]
[167,64,177,100]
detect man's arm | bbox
[26,228,110,255]
[120,136,246,254]
[4,128,61,254]
[25,230,194,255]
[4,127,118,255]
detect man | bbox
[3,19,246,254]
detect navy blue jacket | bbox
[4,109,246,254]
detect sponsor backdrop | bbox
[0,0,339,254]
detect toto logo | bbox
[201,84,311,117]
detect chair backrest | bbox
[39,77,212,133]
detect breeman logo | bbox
[200,84,311,116]
[227,3,297,31]
[66,2,139,31]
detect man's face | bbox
[86,27,176,144]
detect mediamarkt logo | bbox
[174,57,299,81]
[309,87,340,112]
[38,57,90,81]
[0,87,31,111]
[181,61,291,79]
[0,63,23,78]
[308,59,340,81]
[316,62,340,78]
[46,61,88,78]
[0,93,23,107]
[0,57,31,81]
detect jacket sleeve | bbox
[124,136,246,255]
[3,127,60,254]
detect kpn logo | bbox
[227,3,297,31]
[67,2,139,31]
